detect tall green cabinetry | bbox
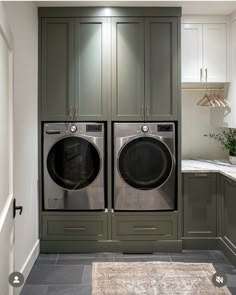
[38,7,182,253]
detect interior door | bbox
[112,17,145,121]
[0,3,14,295]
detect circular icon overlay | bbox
[8,272,24,288]
[212,272,227,288]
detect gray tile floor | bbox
[20,250,236,295]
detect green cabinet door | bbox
[112,18,145,121]
[75,18,108,120]
[145,18,178,120]
[41,18,74,121]
[183,173,217,237]
[221,177,236,250]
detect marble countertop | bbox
[182,159,236,182]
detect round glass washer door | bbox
[118,136,173,190]
[47,136,100,190]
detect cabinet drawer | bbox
[112,214,177,241]
[43,215,107,241]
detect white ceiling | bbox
[36,1,236,15]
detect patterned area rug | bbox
[92,262,231,295]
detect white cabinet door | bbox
[181,24,203,82]
[203,24,227,82]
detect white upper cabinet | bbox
[182,23,227,82]
[182,24,203,82]
[203,24,227,82]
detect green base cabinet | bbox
[112,213,178,241]
[183,173,217,237]
[220,176,236,252]
[42,215,108,241]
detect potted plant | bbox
[205,129,236,164]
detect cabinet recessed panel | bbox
[145,18,178,119]
[181,24,203,82]
[223,179,236,248]
[42,19,74,120]
[75,19,107,118]
[112,18,144,120]
[203,24,226,82]
[183,174,217,237]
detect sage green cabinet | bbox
[41,17,108,121]
[75,18,108,120]
[43,215,108,241]
[41,18,74,121]
[145,18,178,120]
[112,213,177,241]
[112,17,178,120]
[183,173,217,237]
[221,177,236,250]
[111,18,145,120]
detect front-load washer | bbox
[43,122,105,210]
[114,122,176,211]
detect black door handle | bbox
[13,198,23,218]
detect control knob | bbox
[70,125,77,133]
[141,125,149,133]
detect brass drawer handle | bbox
[134,227,157,231]
[64,227,86,231]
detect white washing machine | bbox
[114,122,176,211]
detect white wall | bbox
[0,3,14,294]
[182,90,228,159]
[3,0,39,287]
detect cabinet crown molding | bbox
[38,7,182,18]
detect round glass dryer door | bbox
[47,136,100,190]
[118,136,173,190]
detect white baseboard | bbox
[15,239,40,295]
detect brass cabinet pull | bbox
[200,68,203,82]
[205,68,208,82]
[134,227,157,231]
[194,173,208,177]
[146,104,150,116]
[64,227,86,231]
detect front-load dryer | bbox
[114,122,176,211]
[43,122,105,210]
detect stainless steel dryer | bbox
[43,122,105,210]
[114,122,176,211]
